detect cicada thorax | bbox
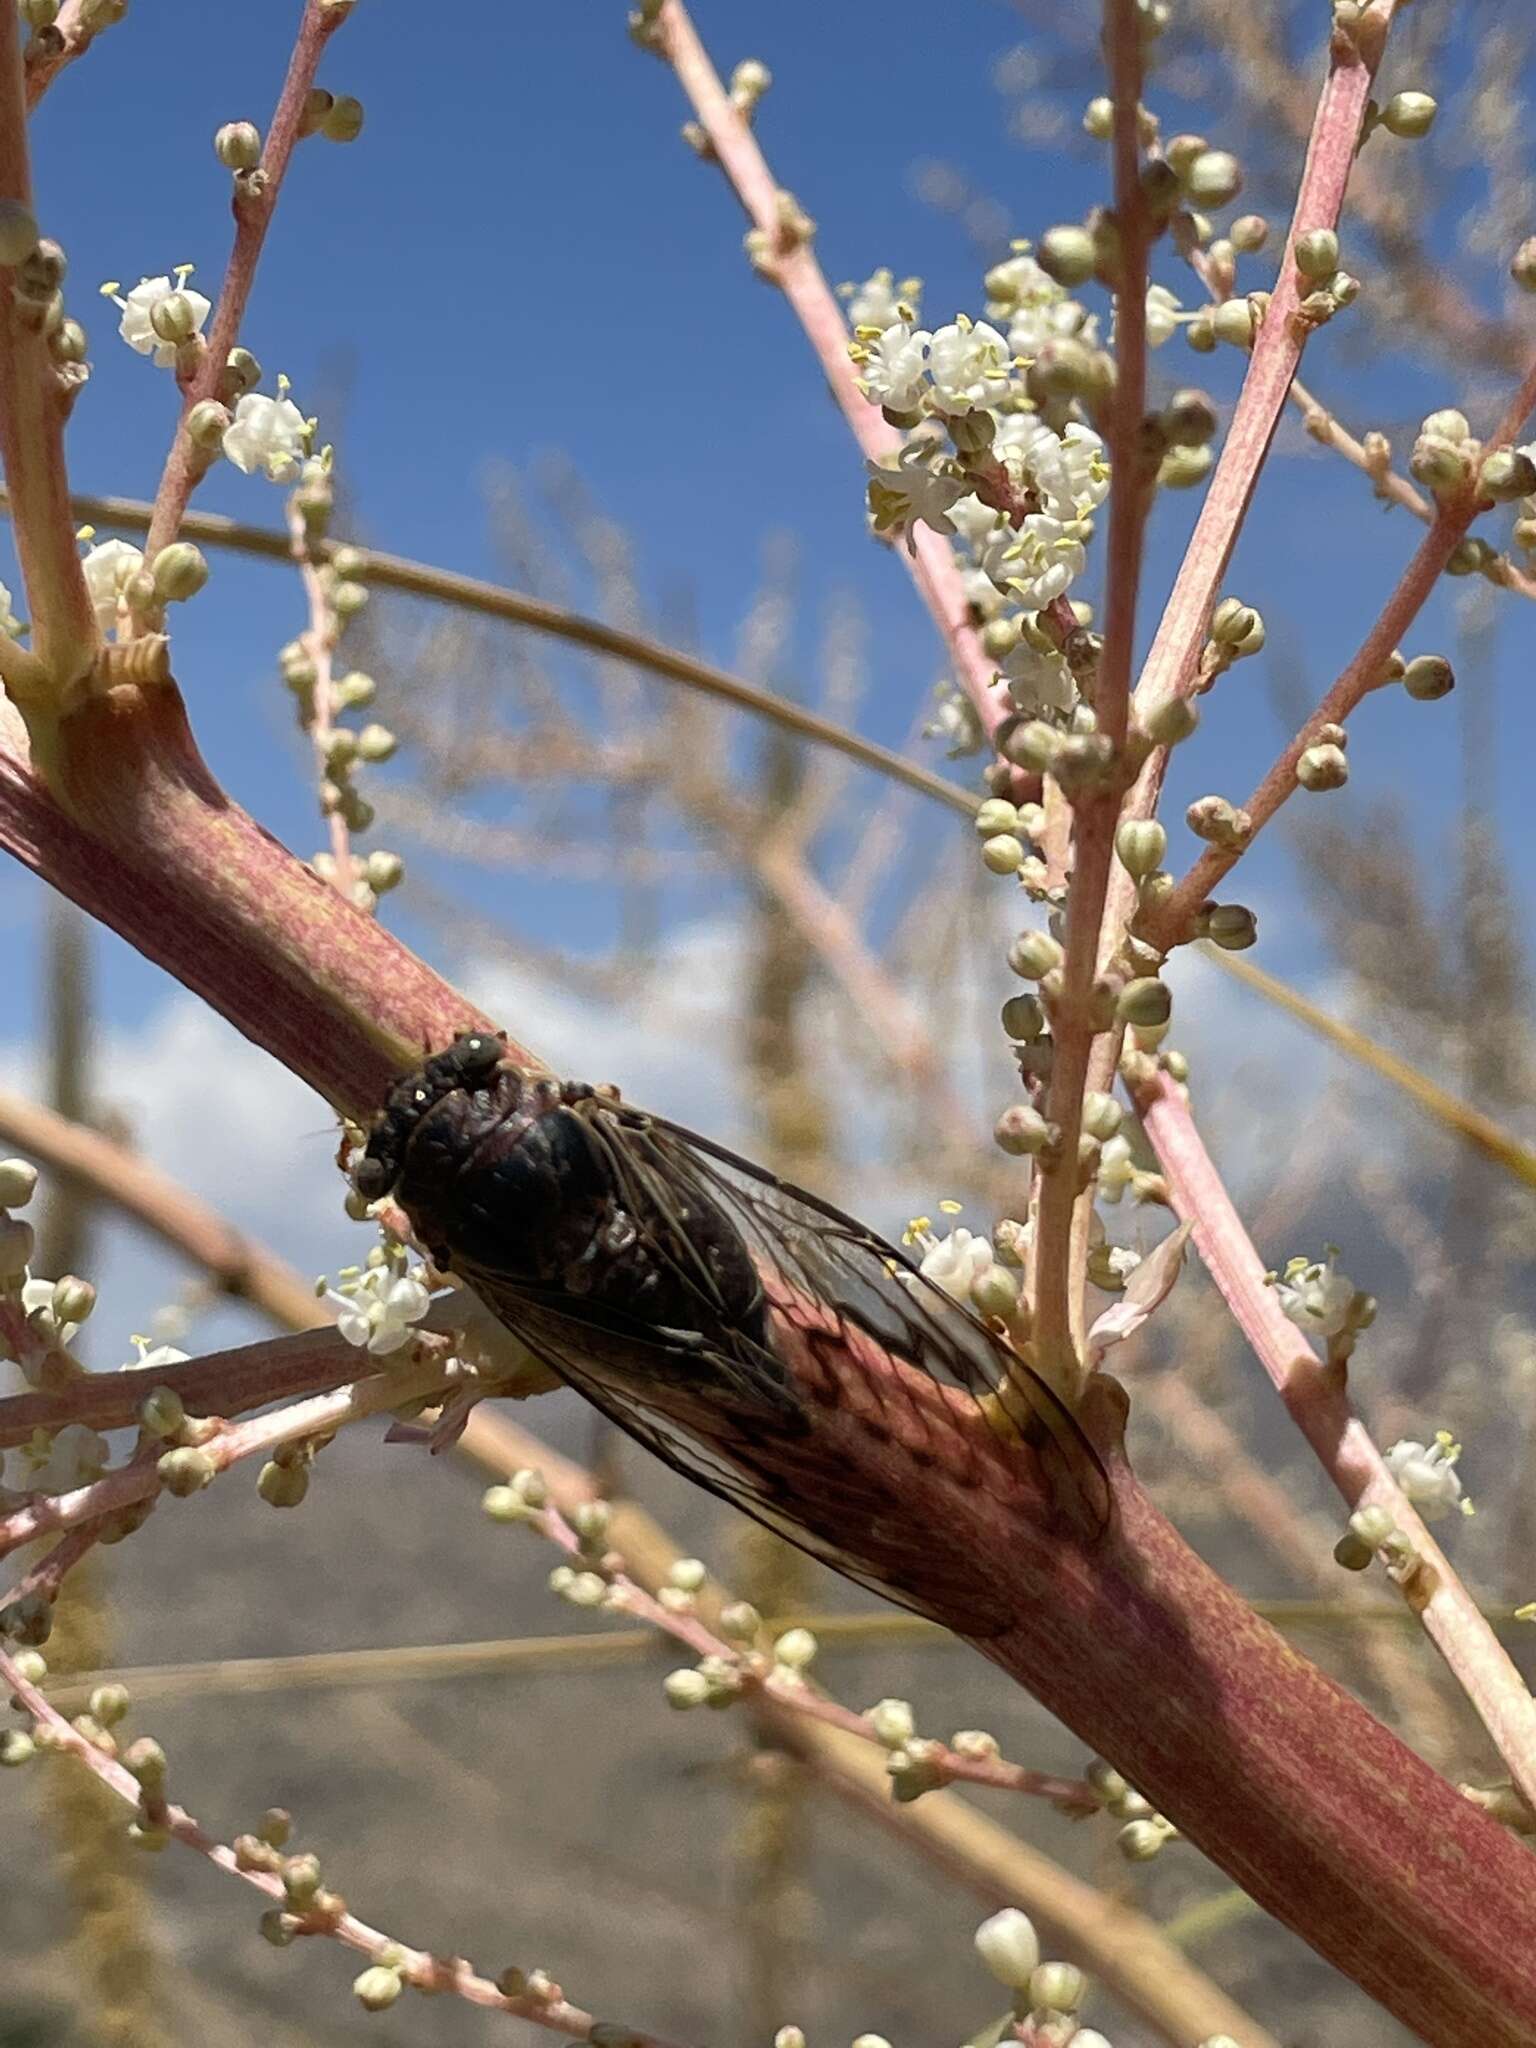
[358,1040,765,1343]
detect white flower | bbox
[914,1227,995,1304]
[1030,420,1111,520]
[866,441,963,554]
[1002,511,1087,610]
[927,318,1013,414]
[325,1263,431,1355]
[23,1422,109,1495]
[124,1336,191,1374]
[1001,634,1074,714]
[1145,283,1183,348]
[110,272,211,368]
[857,321,931,411]
[80,537,144,635]
[222,391,309,480]
[1272,1248,1357,1338]
[842,266,919,331]
[1385,1434,1467,1522]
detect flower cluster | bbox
[321,1245,431,1356]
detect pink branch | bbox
[0,1645,690,2047]
[1135,1067,1536,1814]
[1131,3,1397,727]
[1030,0,1153,1375]
[650,0,1006,741]
[143,1,349,560]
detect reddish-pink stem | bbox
[143,2,347,560]
[652,0,1006,741]
[1135,1067,1536,1814]
[1030,0,1152,1374]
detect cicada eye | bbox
[451,1033,504,1086]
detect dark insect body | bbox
[357,1035,1110,1633]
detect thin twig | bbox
[1132,1066,1536,1813]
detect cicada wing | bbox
[459,1272,1012,1633]
[585,1106,1112,1541]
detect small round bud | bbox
[973,1907,1041,1990]
[333,669,376,707]
[1295,742,1349,792]
[147,292,198,346]
[186,399,231,449]
[1082,96,1114,140]
[1161,388,1217,447]
[719,1601,761,1641]
[994,1105,1050,1157]
[215,121,263,171]
[87,1682,131,1728]
[0,200,39,267]
[354,723,397,764]
[222,346,262,397]
[974,797,1019,837]
[482,1485,532,1524]
[1159,445,1213,490]
[1037,224,1097,288]
[1401,654,1453,702]
[259,1910,297,1947]
[667,1557,707,1594]
[1211,298,1254,348]
[1008,929,1063,980]
[1182,149,1242,207]
[156,1446,216,1497]
[1029,1961,1086,2013]
[970,1264,1020,1319]
[1184,313,1216,354]
[1478,448,1536,502]
[151,542,209,603]
[1382,91,1436,138]
[773,1627,817,1670]
[1000,993,1046,1041]
[1081,1091,1123,1141]
[1210,597,1260,648]
[282,1851,323,1904]
[257,1460,309,1508]
[298,88,334,138]
[1511,238,1536,292]
[322,95,365,144]
[868,1697,916,1748]
[1445,536,1497,577]
[353,1966,403,2012]
[981,834,1026,875]
[1204,903,1258,950]
[363,849,404,893]
[1119,1817,1171,1860]
[332,580,369,618]
[1185,796,1251,848]
[1422,407,1471,444]
[122,1736,166,1789]
[1144,696,1199,746]
[1114,820,1166,885]
[1117,978,1172,1028]
[1229,213,1268,252]
[663,1668,710,1709]
[0,1157,39,1207]
[1294,228,1339,280]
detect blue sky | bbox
[2,0,1531,1062]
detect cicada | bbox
[355,1035,1110,1633]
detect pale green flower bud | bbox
[140,1386,185,1439]
[1008,929,1063,979]
[1143,696,1198,746]
[981,833,1026,875]
[1381,91,1436,138]
[157,1446,216,1497]
[1229,213,1268,252]
[773,1627,817,1670]
[186,399,231,450]
[363,849,404,892]
[868,1697,915,1747]
[1117,978,1171,1027]
[973,1907,1040,1989]
[719,1601,761,1641]
[1294,228,1339,280]
[971,1263,1021,1319]
[1402,654,1454,701]
[122,1736,166,1789]
[257,1460,309,1508]
[0,1157,38,1207]
[1296,742,1348,792]
[1038,224,1097,287]
[1000,993,1046,1041]
[152,542,209,603]
[353,1966,403,2011]
[1211,298,1254,347]
[215,122,263,171]
[322,95,365,144]
[1029,1961,1085,2013]
[1204,903,1257,950]
[1114,818,1166,878]
[663,1668,710,1709]
[1082,97,1114,140]
[1183,149,1241,207]
[0,1730,35,1767]
[1158,444,1212,489]
[974,797,1019,837]
[1081,1091,1123,1140]
[1161,387,1217,447]
[1478,448,1536,502]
